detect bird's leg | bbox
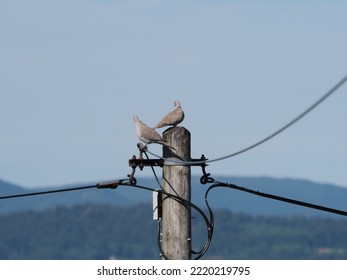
[137,142,148,159]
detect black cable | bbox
[161,174,213,259]
[0,177,212,259]
[208,180,347,217]
[0,185,96,200]
[118,180,212,260]
[0,179,126,200]
[143,150,162,190]
[162,175,183,202]
[117,182,157,192]
[160,186,212,259]
[146,74,347,165]
[139,152,214,260]
[156,220,168,260]
[161,192,212,260]
[204,187,215,240]
[125,164,212,260]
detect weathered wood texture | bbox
[161,126,191,260]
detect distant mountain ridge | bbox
[1,176,347,217]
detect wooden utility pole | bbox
[161,126,191,260]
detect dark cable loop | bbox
[162,192,212,259]
[140,151,213,259]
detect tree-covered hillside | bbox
[0,204,347,260]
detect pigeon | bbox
[154,100,184,129]
[133,115,171,147]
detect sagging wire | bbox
[196,171,347,260]
[0,178,162,201]
[203,178,347,217]
[0,185,96,200]
[0,164,213,259]
[0,179,126,200]
[146,74,347,166]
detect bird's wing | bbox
[140,123,163,142]
[154,107,184,128]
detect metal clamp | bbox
[199,155,214,185]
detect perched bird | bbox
[154,100,184,129]
[133,115,168,146]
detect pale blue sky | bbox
[1,1,347,188]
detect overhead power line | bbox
[2,73,347,260]
[146,74,347,165]
[0,179,124,200]
[0,185,96,200]
[207,180,347,217]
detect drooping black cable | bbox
[208,180,347,217]
[161,174,213,259]
[143,150,162,190]
[0,179,127,200]
[204,187,215,240]
[162,192,212,260]
[140,152,214,260]
[117,182,156,192]
[162,175,183,203]
[156,176,212,259]
[156,220,169,260]
[118,180,212,260]
[127,159,212,260]
[0,185,96,200]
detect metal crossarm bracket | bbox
[128,153,212,187]
[128,154,208,169]
[129,156,164,170]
